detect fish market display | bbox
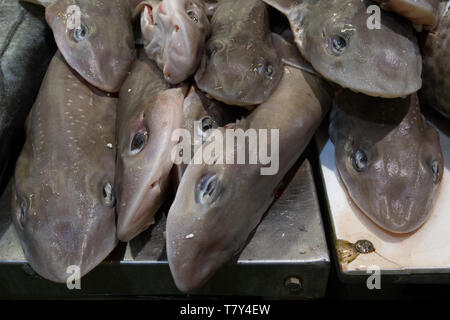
[138,0,210,84]
[329,91,443,234]
[373,0,440,29]
[195,0,283,107]
[115,52,185,242]
[421,1,450,118]
[263,0,422,98]
[0,0,55,194]
[167,66,332,292]
[21,0,136,93]
[12,52,118,283]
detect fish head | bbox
[331,93,443,233]
[45,0,136,92]
[141,0,210,84]
[12,149,116,282]
[195,34,283,106]
[298,0,422,98]
[116,88,185,241]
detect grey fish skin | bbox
[0,0,55,194]
[373,0,440,29]
[263,0,422,98]
[167,66,331,293]
[12,52,118,283]
[43,0,136,93]
[330,92,443,234]
[421,1,450,118]
[139,0,211,84]
[194,0,283,107]
[116,52,184,242]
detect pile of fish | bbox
[1,0,448,292]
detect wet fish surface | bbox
[12,52,118,283]
[263,0,422,98]
[421,1,450,118]
[167,65,331,292]
[115,51,184,242]
[330,91,443,234]
[0,0,55,194]
[139,0,210,84]
[195,0,283,107]
[27,0,137,92]
[373,0,440,29]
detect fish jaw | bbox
[141,0,210,84]
[331,93,443,233]
[45,0,136,92]
[116,88,184,242]
[290,0,422,98]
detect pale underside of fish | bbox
[0,0,55,194]
[195,0,284,107]
[115,51,185,242]
[330,91,443,234]
[138,0,210,84]
[12,52,118,283]
[167,65,332,293]
[421,1,450,118]
[20,0,136,93]
[263,0,422,98]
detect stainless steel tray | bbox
[0,158,330,298]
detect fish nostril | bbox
[102,182,116,208]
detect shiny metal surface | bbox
[0,159,329,298]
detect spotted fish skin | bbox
[421,1,450,118]
[373,0,440,29]
[194,0,283,107]
[263,0,422,98]
[167,66,331,293]
[330,92,443,234]
[115,52,185,242]
[0,0,55,194]
[44,0,136,93]
[12,52,118,283]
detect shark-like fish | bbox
[194,0,283,107]
[12,52,118,283]
[167,65,331,292]
[421,1,450,118]
[21,0,136,93]
[137,0,210,84]
[115,51,185,242]
[329,91,443,234]
[0,0,55,194]
[263,0,422,98]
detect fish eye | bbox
[195,173,221,205]
[17,204,26,229]
[102,182,115,208]
[431,159,440,183]
[331,35,347,55]
[71,24,88,43]
[264,63,274,79]
[187,9,199,23]
[200,116,214,132]
[351,149,368,172]
[130,128,149,155]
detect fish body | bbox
[12,52,118,283]
[194,0,283,107]
[330,91,443,234]
[0,0,55,194]
[421,1,450,118]
[116,52,184,242]
[263,0,422,98]
[167,66,331,292]
[373,0,440,29]
[139,0,210,84]
[44,0,136,92]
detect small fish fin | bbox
[133,0,159,20]
[262,0,302,16]
[271,33,317,76]
[19,0,55,7]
